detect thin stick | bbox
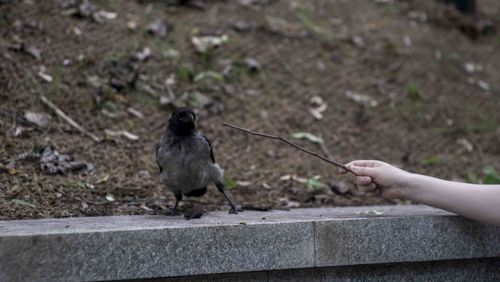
[40,95,102,142]
[223,123,356,175]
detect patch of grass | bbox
[442,51,464,73]
[463,107,498,133]
[482,166,500,184]
[421,155,442,166]
[224,175,237,190]
[405,82,422,101]
[295,8,332,43]
[307,177,325,193]
[178,64,195,82]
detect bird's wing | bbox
[203,135,216,163]
[155,144,163,173]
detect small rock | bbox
[134,47,151,61]
[245,57,261,72]
[352,36,366,49]
[403,35,412,47]
[138,170,150,178]
[147,20,169,38]
[232,20,257,32]
[331,179,351,194]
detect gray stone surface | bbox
[0,205,499,282]
[141,258,500,282]
[315,214,500,266]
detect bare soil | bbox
[1,0,500,219]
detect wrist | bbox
[398,172,422,200]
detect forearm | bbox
[404,174,500,225]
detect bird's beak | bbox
[180,114,194,123]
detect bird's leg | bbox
[170,192,182,216]
[216,182,238,214]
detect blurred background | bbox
[0,0,499,219]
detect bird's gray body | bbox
[156,130,223,194]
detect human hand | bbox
[338,160,413,199]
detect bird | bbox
[156,107,238,215]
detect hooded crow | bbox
[156,107,238,215]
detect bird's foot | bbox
[184,208,204,220]
[166,207,181,216]
[228,206,238,214]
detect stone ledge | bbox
[1,205,499,282]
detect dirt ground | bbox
[1,0,500,219]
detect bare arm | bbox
[340,160,500,226]
[405,174,500,225]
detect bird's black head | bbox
[168,107,196,136]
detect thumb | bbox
[348,164,378,178]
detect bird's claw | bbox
[167,208,181,216]
[228,206,238,214]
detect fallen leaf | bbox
[356,209,384,215]
[194,71,224,82]
[38,66,53,82]
[477,80,490,91]
[352,36,366,49]
[104,129,139,141]
[345,90,378,107]
[308,177,325,189]
[223,175,238,189]
[25,45,42,60]
[292,132,324,144]
[191,34,228,54]
[105,194,116,202]
[140,203,153,211]
[94,10,117,20]
[81,201,89,210]
[24,111,52,128]
[127,107,144,119]
[10,199,36,208]
[96,174,110,184]
[309,96,327,120]
[236,180,252,187]
[134,47,151,61]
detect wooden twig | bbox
[40,95,102,142]
[223,123,356,175]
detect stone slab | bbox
[315,213,500,266]
[137,258,500,282]
[1,205,499,282]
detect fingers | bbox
[338,160,383,176]
[363,189,380,197]
[348,164,377,177]
[354,175,379,196]
[358,183,377,192]
[355,176,372,185]
[345,160,380,168]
